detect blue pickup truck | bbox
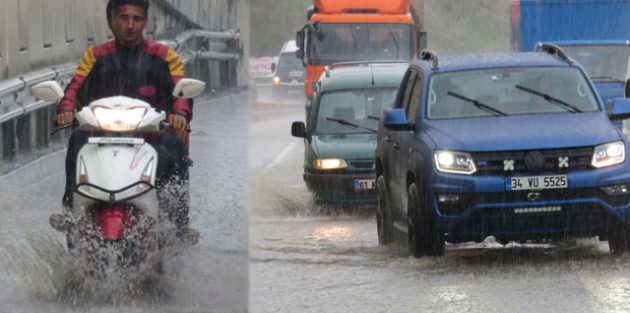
[510,0,630,110]
[375,46,630,258]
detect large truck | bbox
[295,0,426,104]
[510,0,630,109]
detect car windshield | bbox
[557,44,630,82]
[426,66,600,119]
[315,88,398,134]
[308,23,413,65]
[277,52,302,69]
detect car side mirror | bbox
[31,81,65,102]
[291,121,307,138]
[384,108,415,131]
[610,97,630,120]
[296,30,305,60]
[173,78,206,99]
[417,31,428,52]
[271,63,277,73]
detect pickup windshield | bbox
[556,44,630,83]
[314,88,398,134]
[427,67,599,119]
[308,23,413,65]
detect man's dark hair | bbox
[106,0,150,22]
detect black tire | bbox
[376,175,393,245]
[608,224,630,255]
[407,182,445,258]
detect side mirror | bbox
[291,121,307,138]
[173,78,206,99]
[610,97,630,120]
[384,108,414,131]
[31,81,64,102]
[296,31,305,60]
[271,63,277,73]
[625,79,630,98]
[417,31,428,52]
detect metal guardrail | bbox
[0,29,242,165]
[0,29,241,125]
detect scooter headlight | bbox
[92,106,147,132]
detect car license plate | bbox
[506,175,568,191]
[355,179,375,190]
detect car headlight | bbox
[314,158,348,170]
[592,141,625,168]
[434,150,477,174]
[92,106,147,132]
[273,76,281,85]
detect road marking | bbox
[267,141,300,169]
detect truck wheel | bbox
[408,182,444,258]
[376,175,393,245]
[609,224,630,255]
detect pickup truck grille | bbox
[471,146,593,175]
[437,187,629,216]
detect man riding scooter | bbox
[54,0,197,242]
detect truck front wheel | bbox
[407,182,444,258]
[376,175,393,245]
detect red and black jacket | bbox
[58,38,192,121]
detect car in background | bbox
[376,45,630,257]
[271,40,306,103]
[291,62,408,205]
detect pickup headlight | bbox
[434,150,477,174]
[592,141,625,168]
[92,106,147,132]
[314,158,348,170]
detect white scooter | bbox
[31,78,205,276]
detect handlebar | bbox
[50,120,77,135]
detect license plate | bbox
[355,179,375,190]
[506,175,568,191]
[88,137,145,145]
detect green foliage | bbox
[250,0,312,57]
[423,0,511,54]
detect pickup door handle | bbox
[384,136,391,142]
[393,143,400,149]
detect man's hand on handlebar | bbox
[57,112,75,126]
[168,113,188,131]
[168,113,189,142]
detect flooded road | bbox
[248,108,630,313]
[0,94,249,313]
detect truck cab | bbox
[510,0,630,117]
[295,0,427,103]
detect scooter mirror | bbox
[173,78,207,99]
[31,81,65,102]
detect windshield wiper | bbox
[325,117,377,133]
[447,91,508,117]
[515,84,582,113]
[590,76,625,83]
